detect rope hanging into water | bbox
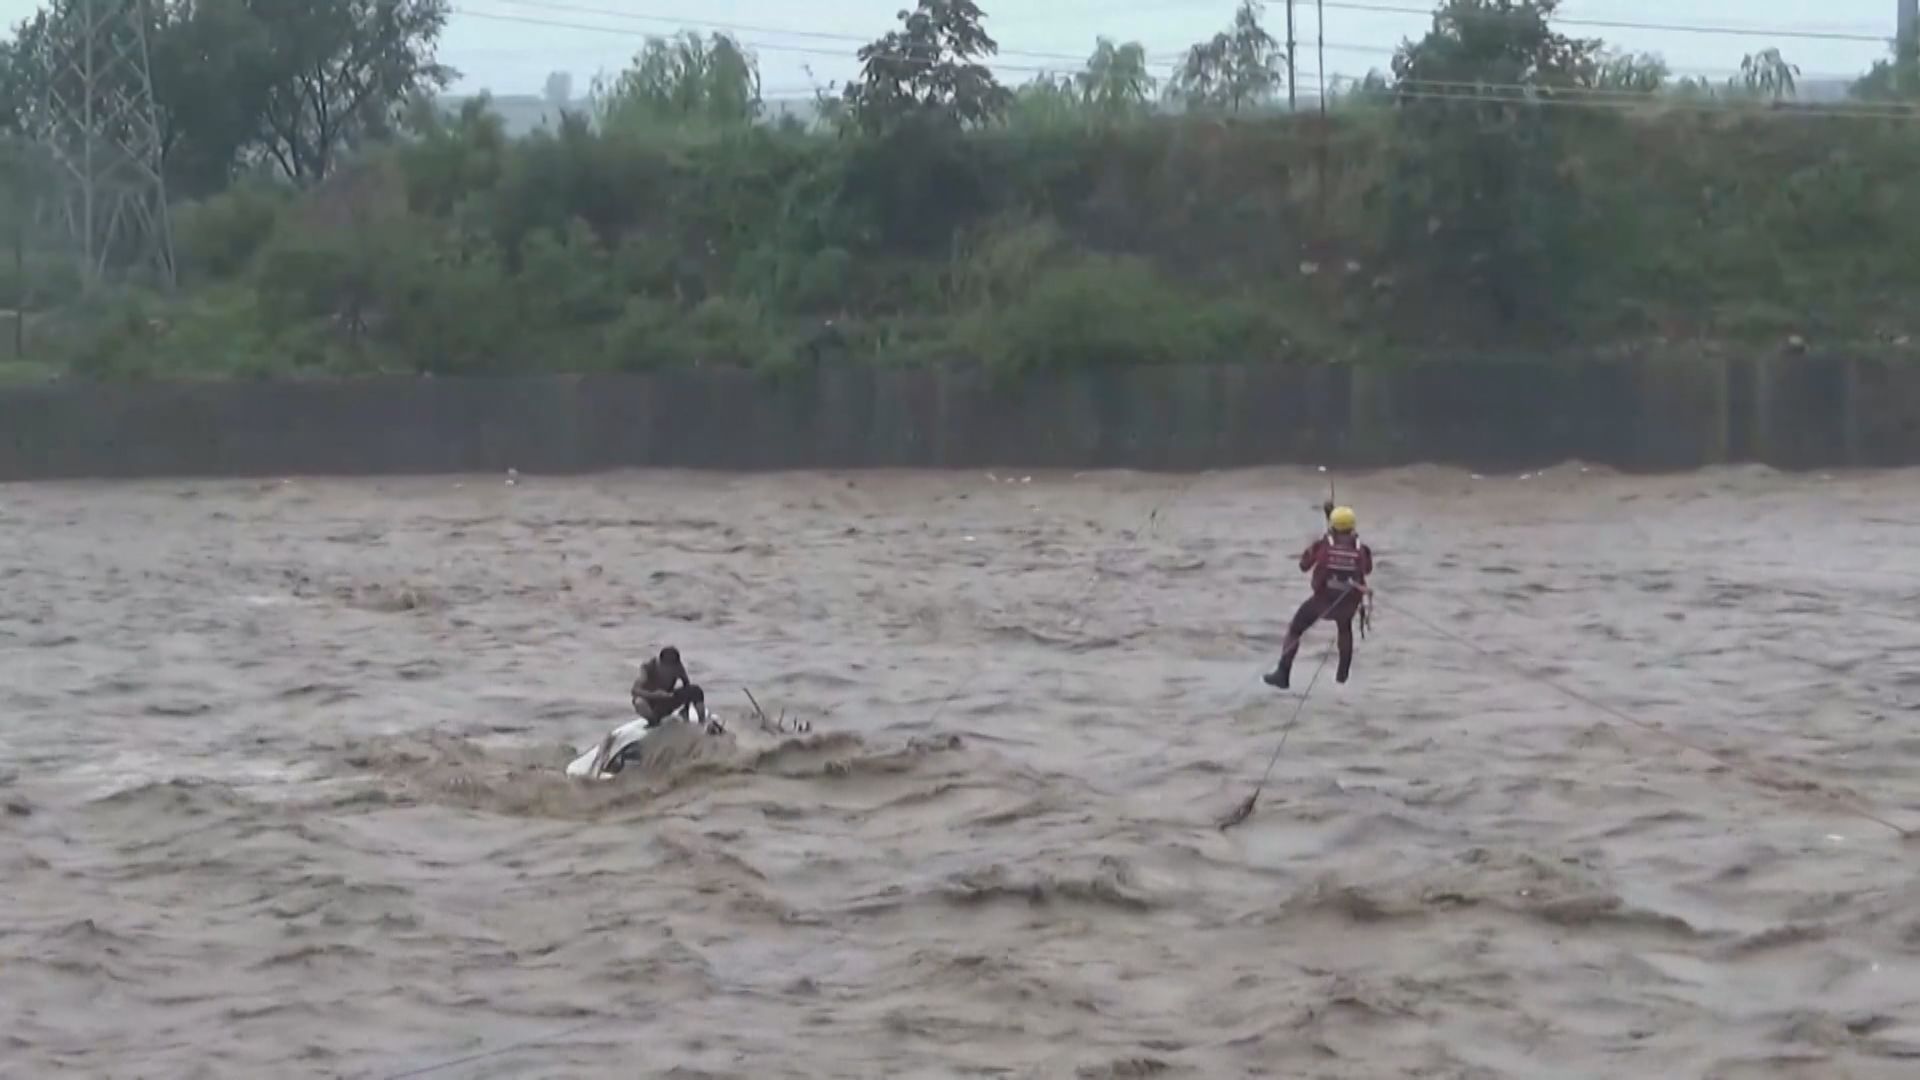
[1218,637,1337,830]
[1215,470,1913,840]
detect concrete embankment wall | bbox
[1,355,1915,480]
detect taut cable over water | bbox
[1384,596,1917,841]
[380,1018,604,1080]
[1209,468,1913,841]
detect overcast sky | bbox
[1,0,1904,97]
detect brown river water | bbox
[4,465,1920,1079]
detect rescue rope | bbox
[1064,470,1206,632]
[1382,596,1915,840]
[1218,636,1337,831]
[998,469,1211,727]
[1213,471,1914,841]
[380,1019,603,1079]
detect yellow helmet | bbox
[1328,505,1356,533]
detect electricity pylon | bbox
[34,0,176,290]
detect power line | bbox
[457,3,1909,116]
[1315,0,1893,44]
[464,0,1900,71]
[455,8,1080,78]
[1000,0,1898,46]
[482,0,1105,66]
[1144,35,1874,84]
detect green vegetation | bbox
[1,0,1918,380]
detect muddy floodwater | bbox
[5,466,1920,1079]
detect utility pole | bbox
[1286,0,1298,110]
[1317,0,1326,114]
[33,0,175,291]
[1313,0,1327,231]
[1900,0,1918,65]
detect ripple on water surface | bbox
[3,466,1920,1077]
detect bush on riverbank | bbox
[2,0,1917,379]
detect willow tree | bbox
[594,32,762,132]
[1168,1,1284,113]
[1077,38,1155,118]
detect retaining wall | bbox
[2,355,1915,480]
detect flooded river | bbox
[4,466,1920,1078]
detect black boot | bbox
[1336,653,1352,685]
[1263,659,1292,689]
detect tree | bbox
[593,32,760,131]
[0,0,443,193]
[1672,76,1718,101]
[1168,1,1284,112]
[1390,0,1600,97]
[1733,48,1798,103]
[1076,38,1155,118]
[1593,50,1668,94]
[1383,0,1606,330]
[148,0,280,198]
[0,2,236,193]
[1008,74,1082,131]
[804,65,852,133]
[0,7,85,143]
[0,37,26,137]
[844,0,1011,134]
[1168,35,1227,111]
[247,0,454,185]
[0,136,54,220]
[1849,50,1920,103]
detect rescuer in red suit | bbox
[1264,504,1372,689]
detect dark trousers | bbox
[1278,588,1363,683]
